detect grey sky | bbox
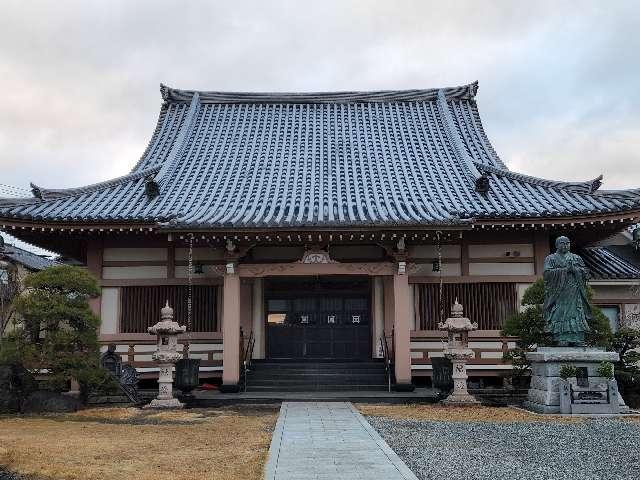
[1,0,638,192]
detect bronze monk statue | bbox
[543,236,591,346]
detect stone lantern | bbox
[438,300,479,404]
[145,301,186,409]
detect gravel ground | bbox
[368,416,640,480]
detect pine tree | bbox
[1,265,112,396]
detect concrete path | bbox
[264,402,418,480]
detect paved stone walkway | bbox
[264,402,418,480]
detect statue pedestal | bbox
[524,347,626,414]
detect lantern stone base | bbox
[144,397,184,409]
[441,393,479,405]
[440,351,479,405]
[524,347,627,414]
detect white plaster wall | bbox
[411,341,446,349]
[480,352,504,359]
[468,341,502,349]
[134,345,157,352]
[372,277,384,358]
[175,265,222,278]
[103,248,167,262]
[591,284,639,301]
[102,266,167,279]
[252,278,265,359]
[517,283,534,311]
[468,244,534,258]
[175,248,225,261]
[409,245,461,258]
[469,263,535,276]
[100,287,120,334]
[411,263,461,276]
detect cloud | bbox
[0,0,638,190]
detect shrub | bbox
[597,361,615,379]
[0,265,114,397]
[611,327,640,371]
[559,364,578,379]
[611,327,640,408]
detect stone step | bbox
[247,370,387,378]
[247,377,388,387]
[251,361,385,368]
[245,384,390,392]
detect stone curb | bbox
[263,402,286,480]
[349,403,419,480]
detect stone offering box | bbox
[525,347,628,414]
[559,378,621,414]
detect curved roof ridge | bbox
[476,163,606,194]
[436,89,482,182]
[154,92,201,186]
[0,196,41,208]
[594,187,640,201]
[160,81,479,105]
[28,165,161,201]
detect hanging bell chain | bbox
[436,230,444,324]
[185,233,194,359]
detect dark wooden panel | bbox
[120,285,218,333]
[417,283,517,330]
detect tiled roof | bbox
[0,232,58,258]
[581,246,640,280]
[0,242,57,270]
[1,82,639,229]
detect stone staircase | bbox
[244,360,390,392]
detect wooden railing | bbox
[410,330,518,376]
[379,331,393,392]
[99,333,223,376]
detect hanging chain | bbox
[437,231,444,323]
[185,233,194,359]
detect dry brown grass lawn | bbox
[0,406,278,480]
[356,403,582,423]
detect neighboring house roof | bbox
[1,242,57,270]
[0,82,639,229]
[581,246,640,280]
[602,244,640,270]
[0,231,57,258]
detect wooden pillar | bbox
[460,236,470,276]
[167,245,175,279]
[533,230,550,276]
[221,270,241,392]
[393,273,414,390]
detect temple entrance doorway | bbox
[265,276,371,360]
